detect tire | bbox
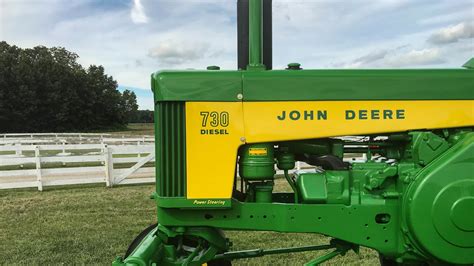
[124,223,158,258]
[207,259,232,266]
[379,254,397,266]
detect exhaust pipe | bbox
[237,0,272,70]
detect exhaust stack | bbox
[237,0,272,70]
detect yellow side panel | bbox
[243,100,474,143]
[186,102,244,199]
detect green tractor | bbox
[114,0,474,265]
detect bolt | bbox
[237,93,243,100]
[240,137,246,143]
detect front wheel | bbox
[207,258,232,266]
[379,254,397,266]
[124,223,158,258]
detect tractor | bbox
[113,0,474,265]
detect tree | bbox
[0,41,138,132]
[131,110,154,123]
[121,89,139,123]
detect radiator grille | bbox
[156,102,186,197]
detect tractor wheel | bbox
[207,259,232,266]
[124,223,158,258]
[379,254,397,266]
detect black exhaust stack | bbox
[237,0,272,70]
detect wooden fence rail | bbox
[0,136,367,191]
[0,133,155,146]
[0,143,155,190]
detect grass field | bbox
[1,123,378,264]
[0,182,379,265]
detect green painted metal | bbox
[296,171,350,204]
[145,80,474,265]
[241,69,474,101]
[403,132,474,264]
[152,194,232,209]
[238,143,275,180]
[156,198,400,254]
[283,170,299,203]
[463,57,474,69]
[114,225,228,266]
[251,182,274,203]
[151,68,473,102]
[139,130,473,265]
[206,65,220,70]
[152,71,242,102]
[155,102,186,197]
[409,131,450,166]
[275,150,296,170]
[248,0,264,69]
[286,62,302,70]
[214,242,339,261]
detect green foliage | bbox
[0,41,138,132]
[121,89,139,123]
[130,110,154,123]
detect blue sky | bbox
[1,0,473,110]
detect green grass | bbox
[109,123,154,136]
[0,124,378,264]
[0,183,379,265]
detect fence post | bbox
[137,141,142,158]
[35,145,43,191]
[104,144,114,187]
[15,143,22,157]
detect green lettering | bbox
[371,110,380,119]
[396,109,405,119]
[346,110,355,120]
[317,110,327,120]
[383,110,393,119]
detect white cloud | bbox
[428,22,474,44]
[386,48,445,67]
[2,0,472,109]
[419,10,473,26]
[344,50,390,68]
[148,39,209,65]
[334,47,445,68]
[130,0,148,24]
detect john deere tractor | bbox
[113,0,474,265]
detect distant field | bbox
[0,181,378,265]
[110,123,154,136]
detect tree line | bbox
[0,41,140,133]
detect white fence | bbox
[0,133,154,146]
[0,134,369,191]
[0,143,155,191]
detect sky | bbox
[1,0,473,110]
